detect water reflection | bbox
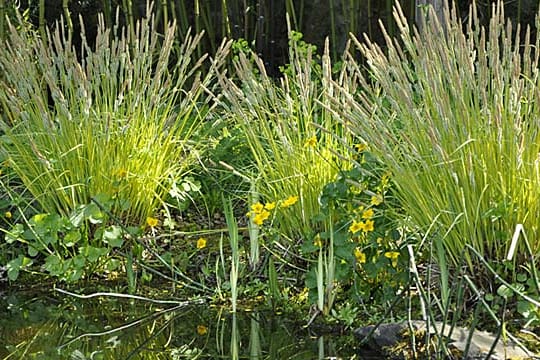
[0,291,358,359]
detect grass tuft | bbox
[0,12,230,225]
[337,1,540,270]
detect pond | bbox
[0,286,373,359]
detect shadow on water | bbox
[0,288,373,359]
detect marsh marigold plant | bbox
[310,146,408,305]
[247,195,299,227]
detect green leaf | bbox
[44,255,63,276]
[497,284,513,299]
[84,203,105,224]
[102,225,123,248]
[69,205,86,227]
[104,258,121,272]
[92,193,112,209]
[64,230,82,247]
[67,268,83,282]
[126,226,142,237]
[6,256,22,281]
[80,246,108,263]
[517,300,534,318]
[30,213,49,225]
[5,223,24,244]
[72,254,86,269]
[27,245,39,257]
[6,256,33,281]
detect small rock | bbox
[354,321,536,360]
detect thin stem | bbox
[0,0,5,42]
[62,0,73,43]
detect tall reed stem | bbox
[248,181,260,270]
[38,0,45,40]
[160,0,168,28]
[62,0,73,43]
[0,0,5,41]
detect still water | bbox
[0,288,362,359]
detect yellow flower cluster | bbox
[248,202,272,226]
[349,219,374,233]
[115,168,128,178]
[280,195,298,208]
[349,208,375,234]
[247,195,298,226]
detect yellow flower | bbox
[251,202,264,214]
[384,251,400,267]
[354,248,367,264]
[264,202,276,210]
[146,216,159,228]
[5,211,12,219]
[304,136,317,148]
[363,219,375,232]
[349,220,365,234]
[362,208,374,219]
[196,324,208,335]
[196,237,207,249]
[115,168,128,178]
[371,194,383,206]
[314,234,322,247]
[253,209,270,226]
[281,195,299,208]
[381,172,391,186]
[355,143,368,152]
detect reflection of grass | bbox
[0,291,359,359]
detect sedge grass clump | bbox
[0,13,230,225]
[218,34,356,240]
[337,2,540,270]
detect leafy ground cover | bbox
[1,1,539,359]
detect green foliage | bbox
[331,302,359,328]
[2,194,134,282]
[279,30,319,76]
[338,2,540,271]
[483,261,540,328]
[303,148,409,312]
[0,13,230,226]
